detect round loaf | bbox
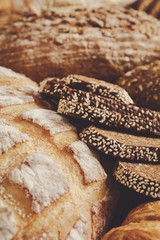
[0,66,119,240]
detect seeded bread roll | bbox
[79,125,160,163]
[102,200,160,240]
[117,60,160,111]
[0,7,160,82]
[0,66,119,240]
[114,161,160,199]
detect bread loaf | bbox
[114,161,160,199]
[0,66,119,239]
[0,7,160,82]
[102,200,160,240]
[10,0,137,16]
[133,0,160,19]
[79,125,160,163]
[117,60,160,111]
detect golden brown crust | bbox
[0,8,160,83]
[102,201,160,240]
[0,66,119,239]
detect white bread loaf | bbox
[0,66,119,240]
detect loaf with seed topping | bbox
[117,60,160,111]
[0,66,119,240]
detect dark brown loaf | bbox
[114,161,160,199]
[57,99,160,136]
[117,60,160,111]
[79,125,160,163]
[0,7,160,82]
[102,200,160,240]
[40,75,134,105]
[40,75,160,121]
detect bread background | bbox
[0,66,119,239]
[0,7,160,83]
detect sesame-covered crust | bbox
[114,161,160,199]
[40,76,160,121]
[40,74,133,105]
[79,126,160,163]
[117,60,160,111]
[58,99,160,136]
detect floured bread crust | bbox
[0,67,119,239]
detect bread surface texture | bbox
[102,201,160,240]
[0,66,119,240]
[0,7,160,82]
[117,60,160,111]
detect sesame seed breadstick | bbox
[57,99,160,136]
[39,75,160,121]
[79,125,160,163]
[114,161,160,199]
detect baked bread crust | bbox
[0,7,160,82]
[102,201,160,240]
[117,60,160,111]
[0,66,119,240]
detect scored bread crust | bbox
[0,66,119,240]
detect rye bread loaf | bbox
[79,125,160,163]
[0,66,119,240]
[40,75,134,105]
[0,7,160,82]
[114,161,160,199]
[117,60,160,111]
[40,75,160,121]
[57,99,160,136]
[102,200,160,240]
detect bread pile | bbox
[0,1,160,239]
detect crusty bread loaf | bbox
[0,66,119,240]
[117,60,160,111]
[10,0,137,16]
[102,200,160,240]
[0,7,160,82]
[133,0,160,19]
